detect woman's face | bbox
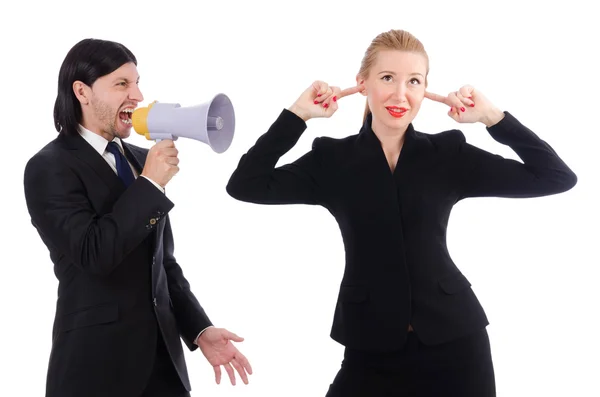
[358,50,428,135]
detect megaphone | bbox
[132,93,235,153]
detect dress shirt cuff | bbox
[194,325,215,345]
[141,175,165,193]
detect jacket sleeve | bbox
[162,216,212,351]
[226,109,324,205]
[454,111,577,199]
[23,150,174,277]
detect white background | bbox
[1,0,598,396]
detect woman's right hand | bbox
[288,80,364,122]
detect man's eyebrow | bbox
[113,76,140,83]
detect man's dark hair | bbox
[53,38,137,136]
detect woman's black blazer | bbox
[226,109,577,352]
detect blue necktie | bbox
[106,141,135,187]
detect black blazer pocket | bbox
[339,285,369,303]
[60,303,119,332]
[439,273,472,295]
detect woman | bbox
[226,29,577,396]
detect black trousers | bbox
[325,328,496,397]
[139,332,190,397]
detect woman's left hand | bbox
[424,85,505,127]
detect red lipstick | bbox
[386,106,408,118]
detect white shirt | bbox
[78,125,212,344]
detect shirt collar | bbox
[77,124,124,156]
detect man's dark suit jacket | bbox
[24,132,212,397]
[226,109,577,352]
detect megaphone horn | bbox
[132,93,235,154]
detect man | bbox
[23,38,252,397]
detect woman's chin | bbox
[373,112,413,133]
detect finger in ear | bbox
[459,85,475,98]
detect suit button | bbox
[150,218,157,225]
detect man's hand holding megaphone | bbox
[141,140,180,188]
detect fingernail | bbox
[314,100,319,104]
[333,96,337,102]
[324,103,329,108]
[470,104,475,107]
[317,94,322,97]
[461,107,465,112]
[450,107,454,112]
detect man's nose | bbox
[129,85,144,102]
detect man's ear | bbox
[355,75,367,96]
[73,81,91,105]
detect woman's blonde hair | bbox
[358,30,429,123]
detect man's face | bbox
[75,62,143,141]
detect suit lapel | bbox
[122,142,147,175]
[59,133,126,195]
[355,113,426,175]
[356,113,439,171]
[59,134,154,201]
[352,114,442,203]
